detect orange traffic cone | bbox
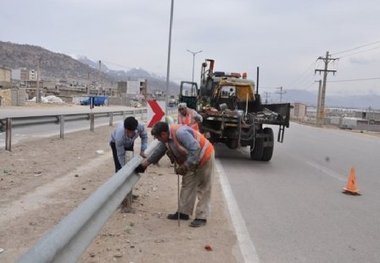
[342,167,361,195]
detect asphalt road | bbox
[0,106,146,147]
[217,122,380,262]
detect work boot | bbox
[167,212,189,220]
[190,218,207,227]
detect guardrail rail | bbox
[0,108,147,151]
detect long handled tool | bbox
[174,163,181,227]
[177,172,180,227]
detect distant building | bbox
[117,79,147,97]
[11,68,30,81]
[0,66,12,89]
[29,69,38,81]
[290,102,307,121]
[117,81,127,96]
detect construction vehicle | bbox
[179,59,290,161]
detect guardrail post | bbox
[5,118,12,151]
[140,109,145,121]
[18,140,160,263]
[90,113,94,132]
[59,115,65,139]
[122,111,126,120]
[109,112,113,126]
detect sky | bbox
[1,0,380,97]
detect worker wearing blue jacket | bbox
[110,116,148,172]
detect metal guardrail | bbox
[18,140,160,263]
[0,108,147,151]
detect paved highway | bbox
[217,122,380,262]
[0,106,145,147]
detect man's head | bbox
[178,102,187,116]
[124,117,138,137]
[151,121,169,143]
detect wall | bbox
[0,67,12,89]
[0,88,26,106]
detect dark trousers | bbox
[110,142,134,172]
[110,141,135,212]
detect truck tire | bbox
[226,139,239,149]
[261,127,274,161]
[250,136,263,160]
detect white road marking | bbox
[215,159,260,263]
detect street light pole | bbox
[165,0,174,115]
[186,49,202,83]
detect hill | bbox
[281,89,380,109]
[1,40,379,108]
[0,41,179,94]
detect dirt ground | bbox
[0,123,242,262]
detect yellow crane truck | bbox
[179,59,290,161]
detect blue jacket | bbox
[147,125,201,170]
[110,122,148,166]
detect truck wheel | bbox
[250,136,263,160]
[261,128,274,161]
[226,139,239,149]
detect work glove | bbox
[175,164,188,176]
[166,150,175,164]
[135,164,146,173]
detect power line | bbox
[338,45,380,59]
[286,59,318,89]
[328,77,380,83]
[331,40,380,56]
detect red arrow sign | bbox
[147,99,165,128]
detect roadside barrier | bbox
[18,140,160,263]
[0,108,146,151]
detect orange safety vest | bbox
[178,109,199,131]
[169,124,214,167]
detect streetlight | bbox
[165,0,174,115]
[186,49,202,83]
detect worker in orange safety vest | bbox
[177,102,203,131]
[137,122,214,227]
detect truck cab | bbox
[179,81,198,110]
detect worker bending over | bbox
[138,121,214,227]
[110,116,148,172]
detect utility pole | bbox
[315,80,322,125]
[275,86,286,103]
[315,51,337,126]
[263,91,270,103]
[36,57,41,103]
[87,71,90,95]
[98,60,102,96]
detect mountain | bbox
[0,41,179,94]
[1,41,378,107]
[0,41,113,84]
[76,57,175,93]
[280,89,380,109]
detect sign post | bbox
[147,100,165,128]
